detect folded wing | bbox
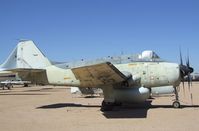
[72,62,127,87]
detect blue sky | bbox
[0,0,199,71]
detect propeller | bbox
[179,48,185,96]
[179,49,194,104]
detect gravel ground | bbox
[0,83,199,131]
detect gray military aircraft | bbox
[1,40,194,111]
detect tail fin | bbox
[0,40,51,70]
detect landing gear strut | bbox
[173,87,181,108]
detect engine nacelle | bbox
[151,86,175,96]
[121,71,141,87]
[125,75,141,87]
[113,87,150,103]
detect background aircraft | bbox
[0,70,31,90]
[1,40,194,111]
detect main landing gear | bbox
[100,100,122,112]
[100,101,114,112]
[173,87,181,108]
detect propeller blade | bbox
[179,48,194,105]
[191,93,193,105]
[190,74,193,86]
[179,48,183,65]
[187,57,190,67]
[182,77,185,97]
[188,73,191,92]
[177,86,180,93]
[186,49,190,67]
[186,51,192,92]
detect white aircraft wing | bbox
[72,62,127,87]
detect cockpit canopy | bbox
[139,50,160,59]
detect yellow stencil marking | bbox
[128,63,137,67]
[64,77,71,80]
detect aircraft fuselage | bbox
[45,61,181,89]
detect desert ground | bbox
[0,83,199,131]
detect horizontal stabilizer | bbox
[5,68,49,85]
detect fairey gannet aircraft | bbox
[70,51,185,97]
[1,40,194,111]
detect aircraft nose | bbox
[169,63,181,86]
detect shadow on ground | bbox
[37,103,100,109]
[36,101,199,119]
[103,104,199,119]
[103,101,152,119]
[0,93,49,96]
[23,88,67,92]
[151,104,199,109]
[0,89,50,95]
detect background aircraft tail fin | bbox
[0,40,51,70]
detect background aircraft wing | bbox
[72,62,127,87]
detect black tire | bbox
[173,101,181,108]
[100,101,114,112]
[24,84,28,87]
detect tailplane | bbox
[0,40,51,70]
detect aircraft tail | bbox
[0,40,51,70]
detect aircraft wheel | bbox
[100,100,114,112]
[7,85,12,90]
[173,101,181,108]
[24,84,28,87]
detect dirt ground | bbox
[0,83,199,131]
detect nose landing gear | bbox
[173,87,181,108]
